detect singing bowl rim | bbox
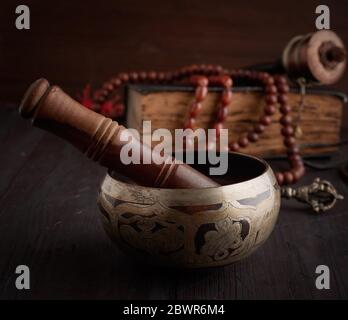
[106,151,271,192]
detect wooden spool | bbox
[282,30,346,84]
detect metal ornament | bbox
[281,178,344,212]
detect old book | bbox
[126,85,346,157]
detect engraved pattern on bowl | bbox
[98,153,281,268]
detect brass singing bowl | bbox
[98,152,281,268]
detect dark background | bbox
[1,0,348,300]
[0,0,347,125]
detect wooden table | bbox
[0,107,347,299]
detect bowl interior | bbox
[109,151,268,187]
[187,151,267,185]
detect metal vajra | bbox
[281,178,344,212]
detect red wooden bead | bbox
[289,154,301,164]
[184,118,195,129]
[254,123,265,133]
[284,136,296,147]
[202,67,211,75]
[240,70,250,78]
[253,71,260,78]
[265,77,275,85]
[103,82,113,91]
[139,72,147,81]
[265,105,276,115]
[188,64,198,72]
[293,166,305,181]
[221,90,232,105]
[214,65,223,73]
[198,76,209,87]
[276,76,287,85]
[254,71,263,79]
[96,96,104,103]
[238,136,249,148]
[287,146,300,155]
[266,85,277,94]
[291,170,300,183]
[129,72,139,82]
[206,64,214,73]
[242,70,250,77]
[220,75,233,87]
[218,107,228,122]
[281,125,294,136]
[191,75,208,87]
[229,142,240,152]
[258,73,268,82]
[172,71,180,79]
[189,102,202,117]
[250,71,258,79]
[266,94,277,104]
[296,165,306,177]
[280,115,292,125]
[283,171,294,184]
[260,115,272,126]
[199,64,207,72]
[148,71,157,81]
[291,159,304,169]
[165,72,173,81]
[279,104,291,114]
[112,78,122,87]
[93,89,102,99]
[243,70,252,78]
[278,84,290,93]
[233,69,243,77]
[157,72,165,82]
[195,86,208,102]
[278,94,288,104]
[208,75,217,84]
[193,64,203,73]
[119,73,129,82]
[100,89,108,96]
[275,172,284,185]
[247,131,259,142]
[179,68,189,77]
[213,122,223,135]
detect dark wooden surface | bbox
[0,0,348,126]
[0,107,348,299]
